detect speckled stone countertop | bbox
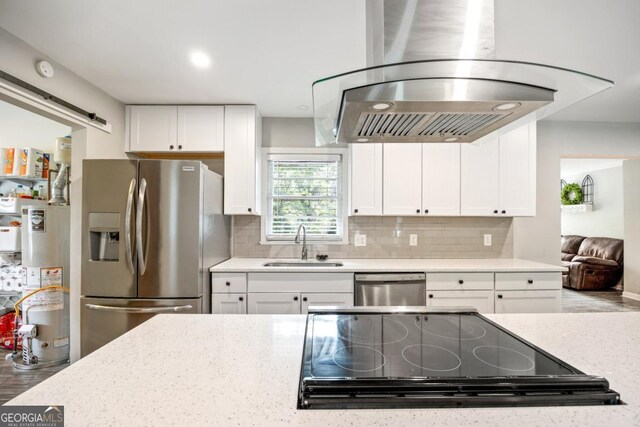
[210,257,566,273]
[6,313,638,426]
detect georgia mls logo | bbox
[0,405,64,427]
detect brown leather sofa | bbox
[561,235,586,287]
[561,235,624,290]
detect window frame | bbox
[260,147,349,245]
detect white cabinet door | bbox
[301,293,354,314]
[247,293,300,314]
[177,106,224,152]
[383,143,422,216]
[212,293,246,314]
[224,105,261,215]
[128,106,177,152]
[427,290,494,313]
[460,136,500,216]
[350,143,383,215]
[495,290,561,313]
[422,143,460,215]
[499,123,536,216]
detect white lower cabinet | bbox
[212,293,247,314]
[495,290,562,313]
[301,293,354,314]
[427,290,494,314]
[248,292,300,314]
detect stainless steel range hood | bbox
[313,0,613,146]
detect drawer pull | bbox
[416,209,420,213]
[497,294,503,299]
[226,281,230,286]
[354,209,359,213]
[458,280,464,284]
[239,296,244,301]
[293,296,299,301]
[303,297,308,302]
[527,279,534,284]
[428,294,434,298]
[493,210,498,214]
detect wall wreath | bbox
[561,183,584,205]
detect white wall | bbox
[0,100,71,151]
[623,160,640,297]
[514,120,640,266]
[561,166,624,239]
[1,28,127,363]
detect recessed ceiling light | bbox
[355,138,370,142]
[189,51,211,68]
[493,102,521,111]
[371,102,393,111]
[297,105,309,110]
[444,137,460,142]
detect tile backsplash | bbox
[232,216,513,259]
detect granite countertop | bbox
[210,257,566,273]
[7,313,639,426]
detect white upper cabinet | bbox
[460,122,536,217]
[422,143,461,215]
[224,105,261,215]
[177,106,224,152]
[127,105,178,152]
[499,122,536,216]
[383,143,423,216]
[350,143,383,215]
[460,136,500,216]
[126,105,224,152]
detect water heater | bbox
[17,205,70,368]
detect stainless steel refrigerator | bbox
[80,159,230,356]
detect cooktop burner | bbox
[298,308,621,409]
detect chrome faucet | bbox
[294,224,308,260]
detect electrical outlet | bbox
[409,234,418,246]
[484,234,492,246]
[354,234,367,247]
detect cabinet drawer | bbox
[495,290,561,313]
[426,290,494,314]
[495,272,561,291]
[427,273,493,291]
[248,273,353,293]
[211,273,247,293]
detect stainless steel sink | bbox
[262,261,343,267]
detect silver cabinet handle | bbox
[85,304,193,314]
[124,178,137,274]
[136,178,149,275]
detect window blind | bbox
[266,154,343,241]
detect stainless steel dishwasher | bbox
[354,273,426,306]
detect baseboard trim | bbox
[622,291,640,302]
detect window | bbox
[262,151,347,243]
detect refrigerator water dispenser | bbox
[88,213,120,262]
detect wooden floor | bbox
[0,290,639,405]
[562,288,640,313]
[0,349,68,405]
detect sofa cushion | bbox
[561,235,586,255]
[561,253,576,262]
[571,255,620,268]
[577,237,624,265]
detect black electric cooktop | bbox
[297,308,620,409]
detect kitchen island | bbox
[6,313,639,426]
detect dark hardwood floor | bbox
[0,349,68,405]
[0,289,638,405]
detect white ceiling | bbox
[0,0,638,121]
[561,158,624,178]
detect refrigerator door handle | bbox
[124,178,137,274]
[136,178,149,275]
[84,304,193,314]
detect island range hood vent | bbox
[312,0,613,146]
